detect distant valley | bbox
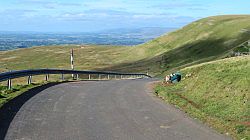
[0,27,176,51]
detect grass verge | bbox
[154,56,250,140]
[0,83,43,108]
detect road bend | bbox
[1,79,230,140]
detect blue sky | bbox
[0,0,249,32]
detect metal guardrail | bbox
[0,69,151,89]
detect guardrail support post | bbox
[98,74,101,80]
[7,79,12,90]
[88,74,91,80]
[76,74,79,80]
[121,75,123,79]
[115,75,117,79]
[45,74,49,81]
[28,75,32,85]
[61,73,64,80]
[107,75,110,80]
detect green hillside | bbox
[0,15,250,76]
[108,15,250,74]
[155,56,250,139]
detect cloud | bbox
[44,2,81,9]
[132,13,174,19]
[56,9,128,21]
[151,2,203,10]
[54,9,190,28]
[82,0,129,11]
[18,0,81,9]
[187,7,208,11]
[84,9,131,16]
[0,0,201,32]
[55,9,176,22]
[57,13,87,21]
[0,9,38,25]
[0,9,37,17]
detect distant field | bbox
[0,44,149,86]
[0,27,175,51]
[155,56,250,139]
[0,45,147,72]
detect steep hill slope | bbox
[0,15,250,76]
[107,15,250,74]
[155,56,250,139]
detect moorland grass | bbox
[1,15,250,76]
[155,56,250,139]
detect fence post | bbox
[7,78,12,90]
[45,74,49,81]
[28,75,32,85]
[61,73,64,80]
[7,70,12,90]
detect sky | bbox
[0,0,250,32]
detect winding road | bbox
[0,79,230,140]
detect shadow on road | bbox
[0,82,63,139]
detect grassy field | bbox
[1,15,250,76]
[0,45,147,85]
[0,45,143,72]
[155,56,250,139]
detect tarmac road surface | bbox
[1,79,230,140]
